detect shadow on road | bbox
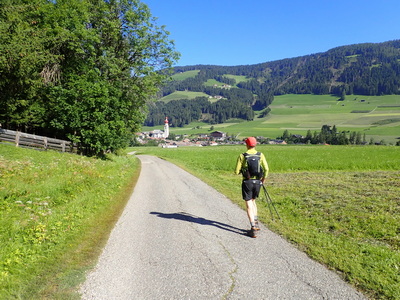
[150,211,247,236]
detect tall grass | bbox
[0,144,139,299]
[132,145,399,299]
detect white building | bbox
[150,130,164,139]
[163,117,169,138]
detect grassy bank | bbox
[0,144,139,299]
[132,145,399,299]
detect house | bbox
[210,131,226,139]
[149,129,165,139]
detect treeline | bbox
[144,97,254,127]
[170,40,400,97]
[277,125,390,145]
[0,0,178,155]
[273,41,400,96]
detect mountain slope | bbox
[145,40,400,126]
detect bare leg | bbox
[252,199,258,219]
[245,199,255,225]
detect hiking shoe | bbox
[248,226,257,238]
[254,221,260,231]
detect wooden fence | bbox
[0,128,76,153]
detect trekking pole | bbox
[262,184,281,220]
[262,185,275,219]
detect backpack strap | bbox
[243,152,260,157]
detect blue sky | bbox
[143,0,400,67]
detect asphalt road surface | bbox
[80,155,365,299]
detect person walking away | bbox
[235,137,269,238]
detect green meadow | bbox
[171,70,199,80]
[204,75,250,87]
[1,142,399,299]
[224,74,249,84]
[266,94,400,142]
[133,145,399,300]
[153,93,400,144]
[158,91,210,103]
[0,144,139,299]
[171,70,249,86]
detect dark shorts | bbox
[242,179,262,201]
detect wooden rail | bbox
[0,128,76,153]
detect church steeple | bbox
[163,117,169,138]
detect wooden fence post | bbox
[15,131,20,147]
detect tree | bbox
[349,131,357,144]
[0,0,179,155]
[355,132,362,145]
[305,130,312,142]
[339,88,346,101]
[282,129,290,141]
[312,131,319,144]
[337,132,349,145]
[0,0,55,132]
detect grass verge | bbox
[0,144,140,299]
[132,145,399,300]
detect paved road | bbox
[80,155,365,299]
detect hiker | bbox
[235,137,269,237]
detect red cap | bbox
[245,137,257,147]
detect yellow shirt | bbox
[235,148,269,178]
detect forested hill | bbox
[145,40,400,127]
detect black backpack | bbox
[242,152,264,179]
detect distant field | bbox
[170,70,249,86]
[224,74,249,84]
[204,75,250,88]
[171,70,199,80]
[157,94,400,144]
[204,78,222,87]
[265,94,400,143]
[159,91,210,103]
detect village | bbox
[136,117,287,147]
